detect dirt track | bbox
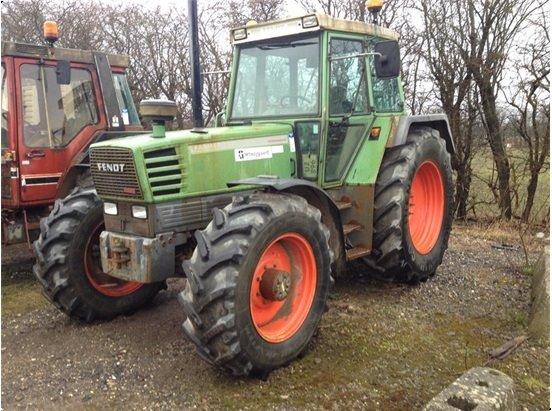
[1,223,549,410]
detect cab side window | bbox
[113,73,140,125]
[20,64,98,148]
[329,39,369,116]
[370,61,402,112]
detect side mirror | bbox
[374,40,400,79]
[56,60,71,85]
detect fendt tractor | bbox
[34,2,455,376]
[2,21,141,247]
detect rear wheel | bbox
[364,127,453,282]
[178,193,333,376]
[33,187,164,322]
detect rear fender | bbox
[391,114,455,154]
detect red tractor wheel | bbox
[365,126,454,283]
[83,221,143,297]
[179,193,333,376]
[33,187,164,322]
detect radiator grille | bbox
[90,147,142,199]
[155,195,233,232]
[144,147,186,199]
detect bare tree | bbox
[418,1,476,219]
[505,9,550,222]
[453,0,545,219]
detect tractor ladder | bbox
[332,193,372,261]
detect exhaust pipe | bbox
[188,0,204,128]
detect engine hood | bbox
[90,123,296,203]
[91,123,293,152]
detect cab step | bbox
[334,200,353,211]
[342,223,362,235]
[346,246,371,261]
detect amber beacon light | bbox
[43,21,59,45]
[366,0,384,24]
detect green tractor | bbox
[34,8,454,376]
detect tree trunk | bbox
[455,162,472,219]
[522,171,539,223]
[476,74,512,219]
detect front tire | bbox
[178,193,333,376]
[33,187,164,322]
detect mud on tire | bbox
[33,187,164,322]
[178,193,333,376]
[364,126,454,283]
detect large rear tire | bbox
[178,193,333,376]
[33,187,164,322]
[364,127,454,283]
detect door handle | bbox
[26,150,46,159]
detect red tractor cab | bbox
[1,27,142,245]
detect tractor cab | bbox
[1,21,140,244]
[226,13,404,184]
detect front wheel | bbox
[33,187,164,322]
[178,193,333,376]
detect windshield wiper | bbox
[257,41,317,50]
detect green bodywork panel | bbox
[92,123,294,203]
[91,28,406,205]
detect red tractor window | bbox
[20,64,98,148]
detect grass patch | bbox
[523,376,548,392]
[470,147,550,222]
[1,278,46,317]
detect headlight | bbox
[302,15,318,28]
[131,205,147,219]
[104,202,118,216]
[233,28,247,41]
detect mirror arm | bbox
[329,52,381,62]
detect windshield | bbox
[230,35,320,119]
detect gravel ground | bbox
[1,222,549,410]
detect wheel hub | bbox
[259,268,291,301]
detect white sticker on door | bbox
[234,147,273,162]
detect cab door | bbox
[322,35,373,186]
[1,58,19,206]
[14,58,107,204]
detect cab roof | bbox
[231,13,400,45]
[1,41,130,68]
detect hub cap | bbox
[249,232,317,343]
[408,160,445,255]
[84,222,143,297]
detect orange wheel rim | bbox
[408,161,445,255]
[84,222,143,297]
[249,232,317,343]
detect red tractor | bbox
[1,22,141,247]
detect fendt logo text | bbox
[96,163,126,173]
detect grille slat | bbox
[144,147,185,198]
[90,147,142,199]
